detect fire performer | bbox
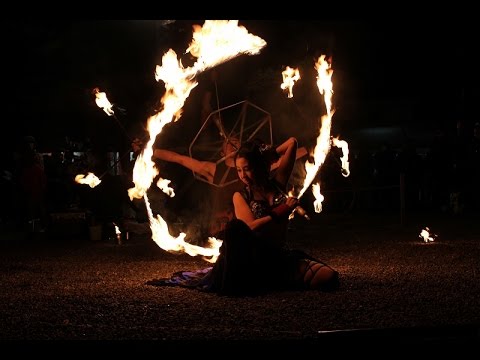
[147,136,338,295]
[152,136,308,238]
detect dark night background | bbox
[1,18,478,225]
[2,19,476,153]
[1,19,479,350]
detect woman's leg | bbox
[212,219,260,295]
[297,259,339,291]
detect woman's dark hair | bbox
[234,139,271,188]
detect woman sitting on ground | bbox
[147,136,339,295]
[212,137,339,294]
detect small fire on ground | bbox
[419,227,437,243]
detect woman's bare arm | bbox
[233,192,272,231]
[153,149,216,183]
[272,137,298,188]
[270,146,307,171]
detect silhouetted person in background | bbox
[15,136,47,232]
[397,141,423,212]
[425,129,451,212]
[465,122,480,212]
[373,143,398,211]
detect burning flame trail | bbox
[128,20,266,260]
[278,58,349,218]
[294,55,350,213]
[297,55,334,201]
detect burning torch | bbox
[93,87,132,142]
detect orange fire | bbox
[127,20,266,261]
[293,55,350,214]
[311,183,325,214]
[75,172,101,188]
[419,227,437,243]
[113,223,122,245]
[331,137,350,177]
[187,20,266,74]
[280,66,300,98]
[297,56,333,202]
[94,88,114,116]
[75,88,121,188]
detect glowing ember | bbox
[280,66,300,98]
[94,88,114,116]
[419,227,437,243]
[75,172,101,188]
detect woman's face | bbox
[235,156,254,186]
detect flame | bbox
[128,20,266,260]
[156,178,175,197]
[331,137,350,177]
[316,55,334,118]
[75,172,101,188]
[128,151,159,200]
[280,66,300,98]
[187,20,266,74]
[312,183,324,213]
[113,223,122,245]
[144,194,221,263]
[296,56,334,201]
[94,88,114,116]
[419,227,437,243]
[298,114,332,201]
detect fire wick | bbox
[276,187,310,221]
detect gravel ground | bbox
[0,211,479,354]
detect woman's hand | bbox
[284,196,299,210]
[270,197,299,222]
